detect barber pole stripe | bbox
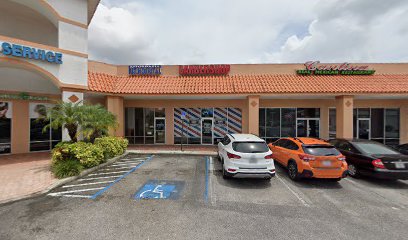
[228,108,242,134]
[214,108,228,138]
[174,108,201,138]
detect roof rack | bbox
[228,134,235,139]
[294,137,304,144]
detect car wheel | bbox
[348,164,360,178]
[264,176,272,181]
[288,161,300,181]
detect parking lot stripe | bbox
[62,181,115,188]
[77,176,122,181]
[90,155,154,199]
[48,187,105,196]
[51,194,93,198]
[204,156,210,203]
[276,175,310,207]
[88,171,129,176]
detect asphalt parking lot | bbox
[0,154,407,240]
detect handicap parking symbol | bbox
[134,180,184,200]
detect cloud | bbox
[89,0,408,64]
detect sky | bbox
[88,0,408,65]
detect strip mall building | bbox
[1,0,408,155]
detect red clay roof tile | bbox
[88,72,408,95]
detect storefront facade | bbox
[1,1,408,155]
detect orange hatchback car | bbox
[268,137,348,181]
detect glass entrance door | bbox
[154,118,165,144]
[358,119,370,139]
[201,118,213,145]
[297,119,320,138]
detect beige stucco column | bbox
[247,95,260,136]
[335,95,354,140]
[400,103,408,144]
[320,106,329,140]
[165,107,174,144]
[11,100,29,154]
[106,96,124,137]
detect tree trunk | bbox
[66,123,78,142]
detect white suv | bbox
[217,134,275,180]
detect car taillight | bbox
[264,154,273,159]
[337,155,346,161]
[298,154,315,162]
[372,159,385,169]
[227,152,241,159]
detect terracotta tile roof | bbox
[88,72,408,95]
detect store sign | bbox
[0,42,63,64]
[179,65,230,75]
[296,61,375,75]
[129,65,162,75]
[0,92,49,101]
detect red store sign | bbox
[179,65,230,75]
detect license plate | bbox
[249,158,258,163]
[322,160,332,167]
[395,162,405,169]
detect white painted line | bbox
[276,175,310,207]
[62,181,115,188]
[112,162,141,167]
[49,194,93,198]
[77,175,122,181]
[88,171,129,176]
[119,158,146,162]
[104,166,136,170]
[48,187,105,196]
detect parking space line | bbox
[51,194,93,198]
[48,187,105,196]
[90,155,154,199]
[204,156,210,203]
[62,181,115,188]
[88,171,129,176]
[77,175,123,181]
[276,175,310,207]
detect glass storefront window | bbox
[259,108,265,138]
[144,108,155,137]
[371,109,384,139]
[155,108,165,118]
[297,108,320,118]
[385,109,399,139]
[281,108,296,137]
[201,108,213,118]
[29,103,62,152]
[353,108,400,146]
[0,102,12,154]
[329,108,336,139]
[266,108,280,137]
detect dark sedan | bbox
[393,144,408,155]
[329,139,408,180]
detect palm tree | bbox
[81,104,118,143]
[43,101,84,142]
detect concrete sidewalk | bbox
[127,144,217,156]
[0,152,57,204]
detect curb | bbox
[127,149,218,156]
[0,152,129,205]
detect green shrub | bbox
[52,141,104,169]
[52,159,83,179]
[94,137,128,160]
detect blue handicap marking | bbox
[134,180,184,200]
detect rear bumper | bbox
[226,171,276,179]
[224,159,275,178]
[360,169,408,180]
[300,169,348,179]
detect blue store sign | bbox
[129,65,162,75]
[1,42,63,64]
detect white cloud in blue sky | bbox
[88,0,408,64]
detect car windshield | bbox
[303,145,341,156]
[232,142,269,153]
[353,142,400,155]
